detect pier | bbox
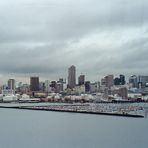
[0,104,145,118]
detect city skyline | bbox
[1,67,148,87]
[0,0,148,83]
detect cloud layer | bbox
[0,0,148,83]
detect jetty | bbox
[0,104,144,118]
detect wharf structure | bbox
[0,103,147,118]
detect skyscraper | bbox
[104,75,114,88]
[30,77,39,91]
[114,75,125,85]
[78,74,85,85]
[68,65,76,89]
[120,74,125,85]
[114,77,121,85]
[129,75,138,88]
[8,79,15,90]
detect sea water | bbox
[0,105,148,148]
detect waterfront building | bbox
[8,79,15,90]
[68,65,76,89]
[30,77,39,91]
[78,74,85,85]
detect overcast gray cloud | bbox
[0,0,148,84]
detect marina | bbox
[0,102,147,118]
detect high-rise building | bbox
[114,77,121,85]
[138,76,148,87]
[120,75,125,85]
[57,78,65,92]
[30,77,39,91]
[129,75,138,88]
[78,74,85,85]
[85,81,90,92]
[8,79,15,90]
[104,75,114,88]
[39,82,45,91]
[68,65,76,89]
[114,75,125,85]
[45,80,50,93]
[50,81,57,92]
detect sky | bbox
[0,0,148,84]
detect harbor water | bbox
[0,104,148,148]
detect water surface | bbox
[0,107,147,148]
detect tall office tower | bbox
[8,79,15,90]
[30,77,39,91]
[120,74,125,85]
[104,75,114,88]
[68,65,76,89]
[78,74,85,85]
[129,75,138,88]
[114,77,121,85]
